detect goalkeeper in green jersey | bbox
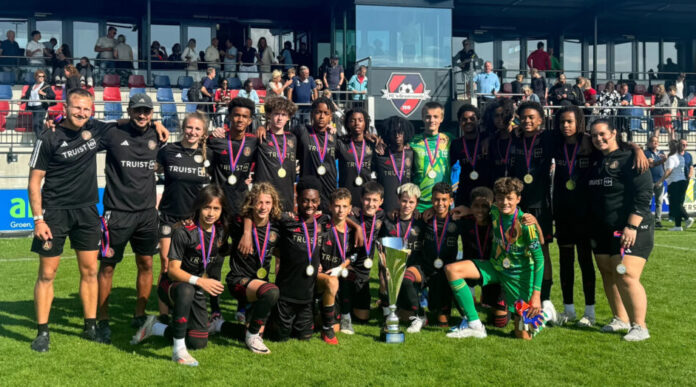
[445,177,558,340]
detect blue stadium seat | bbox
[0,72,16,85]
[156,88,174,102]
[129,87,146,97]
[178,76,193,89]
[22,72,35,85]
[154,75,171,88]
[181,89,197,113]
[0,85,12,100]
[228,77,242,89]
[161,103,179,132]
[104,102,123,120]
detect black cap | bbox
[128,93,153,109]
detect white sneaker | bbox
[208,312,224,335]
[623,323,650,342]
[601,317,630,333]
[406,316,426,333]
[446,324,487,339]
[685,218,694,229]
[576,315,595,327]
[542,300,558,326]
[130,315,157,345]
[340,318,355,335]
[556,311,576,325]
[669,226,684,231]
[245,332,271,354]
[172,348,199,366]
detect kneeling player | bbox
[131,185,229,366]
[446,178,557,340]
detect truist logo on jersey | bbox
[120,160,156,170]
[381,73,431,117]
[59,139,96,159]
[588,177,613,187]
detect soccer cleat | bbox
[172,349,199,366]
[208,312,224,335]
[321,328,339,345]
[448,318,468,333]
[623,324,650,342]
[446,325,487,339]
[31,332,50,352]
[556,311,577,325]
[541,300,558,326]
[96,320,112,344]
[131,315,157,345]
[245,332,271,354]
[235,306,247,323]
[686,218,694,229]
[81,325,98,342]
[406,315,426,333]
[131,315,148,329]
[340,318,354,335]
[669,226,683,231]
[576,315,595,327]
[654,221,663,228]
[601,317,631,333]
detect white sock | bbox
[584,304,595,317]
[173,338,186,354]
[245,330,258,340]
[469,319,483,329]
[152,322,167,337]
[343,313,351,321]
[564,304,576,315]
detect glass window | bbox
[501,40,520,79]
[642,42,659,80]
[563,39,582,78]
[527,40,547,57]
[588,43,606,77]
[473,39,493,66]
[73,21,99,60]
[36,20,62,47]
[108,23,139,62]
[614,42,632,77]
[355,5,451,68]
[187,26,211,54]
[663,41,678,74]
[151,24,180,58]
[0,19,28,50]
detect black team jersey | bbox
[459,215,493,261]
[207,132,258,215]
[373,148,414,214]
[169,222,228,278]
[293,124,337,212]
[29,120,112,209]
[336,138,375,208]
[227,216,279,281]
[156,142,209,219]
[100,122,162,211]
[275,214,329,303]
[255,131,298,212]
[450,134,492,206]
[320,221,356,271]
[352,210,385,279]
[510,130,554,210]
[588,148,653,229]
[414,215,463,276]
[490,132,515,183]
[381,216,422,266]
[552,134,593,223]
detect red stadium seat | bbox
[502,83,512,93]
[103,87,122,102]
[15,111,32,132]
[128,75,146,88]
[257,89,266,103]
[229,89,240,98]
[52,86,64,101]
[633,95,648,107]
[102,74,121,87]
[249,78,264,90]
[47,103,65,120]
[0,115,5,132]
[0,100,7,132]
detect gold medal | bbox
[523,174,534,184]
[502,258,511,269]
[566,179,576,191]
[257,267,268,278]
[428,169,437,179]
[317,165,327,175]
[278,168,287,178]
[228,175,237,185]
[433,258,444,269]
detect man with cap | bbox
[95,93,167,342]
[323,55,344,95]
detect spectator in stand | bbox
[0,30,22,69]
[238,38,257,83]
[150,41,167,69]
[323,55,344,94]
[454,39,478,72]
[550,73,579,106]
[658,140,690,231]
[644,136,667,228]
[652,84,673,140]
[214,78,233,127]
[474,61,500,104]
[318,57,330,80]
[347,65,368,101]
[200,67,217,115]
[52,44,72,82]
[580,77,597,107]
[521,85,540,103]
[257,37,276,84]
[314,78,323,93]
[667,85,684,132]
[267,69,291,98]
[43,38,57,59]
[530,68,548,105]
[23,69,56,135]
[182,39,199,71]
[94,26,117,72]
[64,64,82,92]
[76,57,94,87]
[238,79,260,104]
[114,34,134,70]
[278,41,295,71]
[511,73,524,102]
[526,41,551,73]
[26,30,47,66]
[223,39,238,77]
[675,73,686,99]
[617,83,633,138]
[548,47,561,78]
[571,77,586,106]
[168,43,183,69]
[284,67,296,83]
[295,42,312,74]
[288,65,317,104]
[198,51,207,70]
[597,81,619,115]
[679,139,694,227]
[204,38,222,72]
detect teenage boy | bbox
[374,116,415,214]
[449,104,492,207]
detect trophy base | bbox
[380,331,405,343]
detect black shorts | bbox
[554,216,590,246]
[591,222,654,260]
[480,283,506,309]
[158,212,185,239]
[157,275,208,333]
[267,299,314,341]
[426,270,453,313]
[340,271,372,310]
[226,276,251,305]
[31,206,101,256]
[526,207,554,244]
[99,208,159,264]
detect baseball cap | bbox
[129,93,153,110]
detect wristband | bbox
[34,219,45,225]
[33,215,44,221]
[188,275,200,285]
[625,224,638,231]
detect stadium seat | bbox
[15,107,32,133]
[129,87,146,97]
[104,102,123,120]
[228,77,242,89]
[596,83,605,93]
[102,74,121,87]
[0,101,9,132]
[249,77,264,90]
[47,103,65,121]
[52,86,64,101]
[0,71,16,85]
[633,95,648,107]
[0,84,12,99]
[0,115,5,132]
[128,75,146,88]
[103,87,122,102]
[257,89,266,103]
[229,89,240,99]
[181,89,197,113]
[154,75,171,88]
[502,83,512,94]
[156,88,174,102]
[633,84,646,95]
[22,72,35,85]
[161,103,179,132]
[178,76,194,89]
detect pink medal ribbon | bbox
[389,149,406,183]
[253,222,271,269]
[271,132,287,167]
[227,134,247,175]
[462,135,480,169]
[499,209,519,252]
[475,224,491,259]
[332,223,349,263]
[361,214,376,257]
[423,134,440,173]
[311,131,329,164]
[613,231,625,259]
[351,140,366,176]
[433,214,450,257]
[99,217,111,257]
[499,136,512,166]
[563,141,579,179]
[301,218,318,265]
[397,218,413,243]
[197,224,216,270]
[522,132,539,173]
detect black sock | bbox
[210,294,221,315]
[541,279,553,301]
[340,278,355,315]
[401,271,420,313]
[38,323,49,335]
[84,318,96,330]
[220,321,245,340]
[321,304,336,330]
[577,241,596,306]
[558,246,575,305]
[248,283,279,334]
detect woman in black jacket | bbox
[22,69,56,135]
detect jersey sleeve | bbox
[29,136,54,171]
[524,223,544,292]
[168,227,189,262]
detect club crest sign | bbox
[381,73,431,117]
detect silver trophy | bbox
[377,237,410,343]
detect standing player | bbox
[207,97,259,215]
[337,108,375,208]
[156,112,211,323]
[410,101,453,212]
[131,185,229,366]
[96,94,164,341]
[552,106,597,326]
[643,136,667,228]
[374,116,415,214]
[483,98,517,182]
[224,183,281,354]
[450,104,491,207]
[255,97,298,212]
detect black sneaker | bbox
[131,315,147,328]
[96,320,112,344]
[31,332,50,352]
[655,222,663,228]
[81,325,98,342]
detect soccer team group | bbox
[27,86,655,365]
